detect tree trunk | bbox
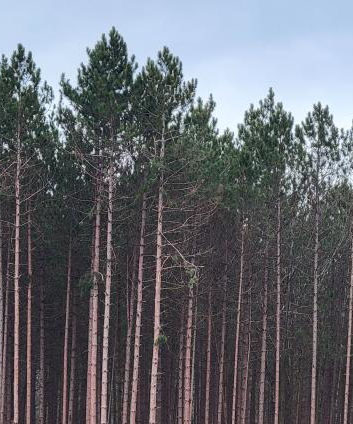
[130,192,147,424]
[231,222,245,424]
[101,160,114,424]
[122,247,137,424]
[177,309,184,424]
[217,275,227,424]
[68,290,77,424]
[343,231,353,424]
[62,238,72,424]
[184,279,194,424]
[1,239,10,422]
[205,289,212,424]
[0,211,3,422]
[310,191,319,424]
[258,242,269,424]
[274,198,281,424]
[149,133,165,424]
[90,162,102,424]
[39,273,45,424]
[26,207,33,424]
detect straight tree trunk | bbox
[217,275,227,424]
[122,247,137,424]
[1,240,10,422]
[183,279,194,424]
[310,191,319,424]
[90,164,102,424]
[26,207,33,424]
[343,232,353,424]
[204,290,212,424]
[231,222,246,424]
[0,212,3,421]
[129,192,147,424]
[274,198,281,424]
[62,238,72,424]
[177,309,184,424]
[149,133,165,424]
[68,290,77,424]
[190,286,198,423]
[39,274,45,424]
[241,311,251,424]
[101,160,114,424]
[86,293,93,423]
[258,242,269,424]
[13,130,21,424]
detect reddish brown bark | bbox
[26,207,33,424]
[149,134,165,424]
[231,223,246,424]
[62,238,72,424]
[129,193,147,424]
[101,161,114,424]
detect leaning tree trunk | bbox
[13,132,21,424]
[274,197,281,424]
[62,238,72,424]
[26,207,33,424]
[101,160,114,424]
[231,222,246,424]
[149,133,165,424]
[129,192,147,424]
[258,242,269,424]
[343,231,353,424]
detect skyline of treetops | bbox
[1,26,353,424]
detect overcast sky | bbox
[2,0,353,132]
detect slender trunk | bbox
[177,309,184,424]
[86,292,93,422]
[343,233,353,424]
[13,130,21,424]
[310,191,319,424]
[39,274,45,424]
[217,276,227,424]
[258,242,269,424]
[0,212,3,421]
[149,132,165,424]
[122,248,137,424]
[68,291,77,424]
[26,207,33,424]
[91,161,102,424]
[62,238,72,424]
[100,160,114,424]
[274,198,281,424]
[1,240,10,422]
[231,223,245,424]
[129,192,147,424]
[204,290,212,424]
[241,312,251,424]
[190,286,198,423]
[183,281,194,424]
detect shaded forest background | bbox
[1,27,353,424]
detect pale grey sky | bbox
[2,0,353,132]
